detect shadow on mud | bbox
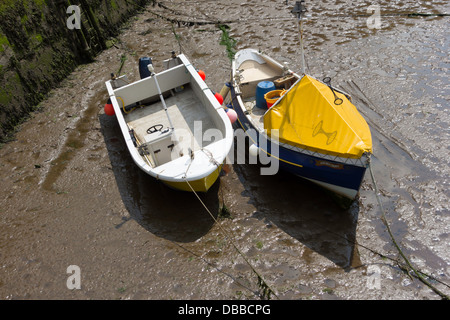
[100,112,361,269]
[99,113,219,243]
[233,161,361,271]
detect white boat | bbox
[104,53,233,192]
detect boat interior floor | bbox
[125,87,216,155]
[243,98,266,130]
[239,60,281,84]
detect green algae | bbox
[0,0,153,142]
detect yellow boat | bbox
[104,53,233,192]
[226,48,373,204]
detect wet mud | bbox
[0,1,449,299]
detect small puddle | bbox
[41,88,107,192]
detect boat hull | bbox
[161,164,223,192]
[105,53,233,194]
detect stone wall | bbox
[0,0,151,142]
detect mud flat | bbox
[0,0,152,142]
[0,1,448,300]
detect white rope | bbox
[201,147,220,167]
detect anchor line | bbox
[130,0,450,31]
[183,177,278,300]
[182,148,195,179]
[368,159,450,300]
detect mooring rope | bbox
[182,148,277,299]
[368,159,449,300]
[183,178,278,300]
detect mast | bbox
[291,1,307,75]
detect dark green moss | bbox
[0,0,153,142]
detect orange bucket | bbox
[264,89,286,108]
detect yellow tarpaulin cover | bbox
[263,75,372,159]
